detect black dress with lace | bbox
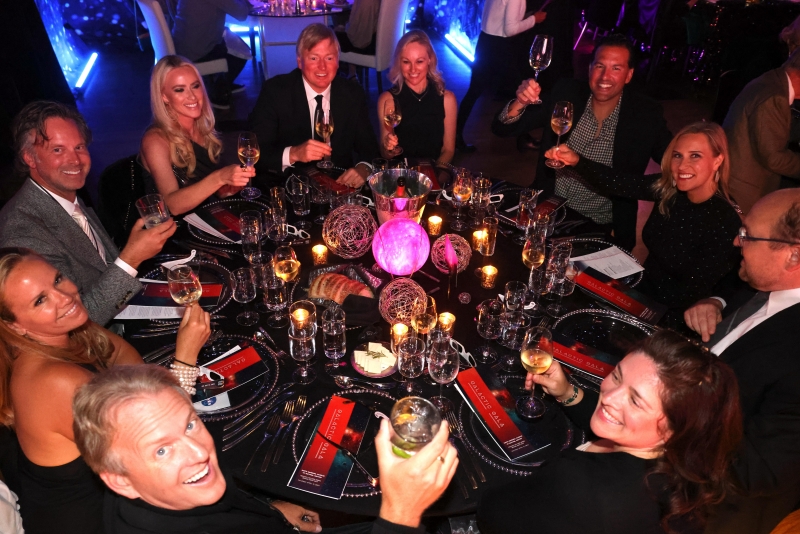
[572,158,742,311]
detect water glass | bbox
[397,337,426,396]
[499,311,532,371]
[505,281,527,312]
[428,342,459,413]
[389,397,442,458]
[262,270,289,328]
[470,175,492,229]
[136,194,170,228]
[287,175,312,230]
[476,299,503,364]
[232,267,258,326]
[289,323,317,384]
[239,211,262,262]
[322,306,346,365]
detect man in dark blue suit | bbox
[248,23,380,187]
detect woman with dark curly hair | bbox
[478,329,742,534]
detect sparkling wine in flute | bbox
[383,111,402,129]
[315,122,334,141]
[521,348,553,374]
[383,97,403,157]
[274,259,300,282]
[314,108,334,169]
[238,131,261,199]
[522,249,546,270]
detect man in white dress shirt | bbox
[0,101,176,325]
[684,189,800,534]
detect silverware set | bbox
[268,395,308,470]
[221,388,296,451]
[332,375,395,390]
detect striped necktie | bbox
[72,204,106,264]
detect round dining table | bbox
[120,167,647,520]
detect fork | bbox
[243,414,280,474]
[256,327,288,360]
[272,395,307,465]
[261,401,295,472]
[443,412,478,489]
[445,411,486,484]
[221,389,294,442]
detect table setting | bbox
[116,160,668,517]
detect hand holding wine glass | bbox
[315,107,334,169]
[167,266,202,306]
[516,326,553,419]
[528,35,552,104]
[238,132,262,199]
[545,101,574,169]
[383,97,403,157]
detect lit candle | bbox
[312,244,328,265]
[428,216,442,236]
[472,230,487,251]
[481,266,498,289]
[438,312,456,333]
[311,0,317,8]
[391,323,409,353]
[292,308,310,329]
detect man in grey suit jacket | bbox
[0,101,176,325]
[723,52,800,214]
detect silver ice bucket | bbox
[368,169,432,225]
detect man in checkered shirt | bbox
[492,34,672,250]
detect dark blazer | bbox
[0,179,142,325]
[248,69,380,173]
[706,299,800,534]
[492,79,672,250]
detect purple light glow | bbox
[372,219,430,276]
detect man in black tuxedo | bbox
[248,23,379,187]
[684,189,800,534]
[491,34,671,251]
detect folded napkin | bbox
[341,295,380,326]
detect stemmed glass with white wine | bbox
[383,97,403,158]
[411,296,437,347]
[273,246,301,284]
[516,326,553,419]
[314,107,334,169]
[528,35,553,105]
[450,169,473,231]
[545,101,574,169]
[167,266,202,305]
[238,132,261,199]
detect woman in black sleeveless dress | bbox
[378,30,457,167]
[140,55,254,215]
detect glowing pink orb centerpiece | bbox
[372,218,430,276]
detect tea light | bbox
[312,244,328,265]
[391,323,409,352]
[438,312,456,333]
[291,308,310,329]
[472,230,487,251]
[311,0,317,7]
[428,216,442,236]
[481,266,498,289]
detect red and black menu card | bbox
[289,396,372,499]
[551,333,618,380]
[192,345,267,406]
[127,281,222,308]
[193,205,242,242]
[573,265,667,325]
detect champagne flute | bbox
[167,266,202,305]
[273,246,300,283]
[523,222,548,314]
[232,267,258,326]
[383,97,403,157]
[516,326,553,419]
[528,35,553,105]
[262,269,289,328]
[315,107,334,169]
[238,132,261,199]
[450,169,473,231]
[239,211,262,263]
[411,296,437,347]
[428,341,459,413]
[471,175,492,229]
[545,101,574,169]
[476,299,504,364]
[289,322,317,384]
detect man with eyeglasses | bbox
[684,189,800,534]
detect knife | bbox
[315,431,379,487]
[174,240,233,260]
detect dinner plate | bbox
[351,341,396,378]
[187,198,270,245]
[560,237,643,288]
[291,389,397,497]
[457,389,581,476]
[142,260,233,319]
[156,334,280,422]
[552,308,655,383]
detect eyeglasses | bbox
[738,227,800,246]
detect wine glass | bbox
[232,267,258,326]
[266,187,289,243]
[470,175,492,229]
[397,337,426,395]
[314,107,334,169]
[273,246,300,283]
[411,296,437,346]
[238,132,261,199]
[289,322,317,384]
[450,169,473,231]
[167,266,202,305]
[476,299,504,364]
[287,175,312,231]
[547,261,578,318]
[528,35,553,104]
[505,281,527,312]
[383,97,403,157]
[513,189,540,245]
[239,211,262,263]
[428,340,459,413]
[262,269,289,328]
[322,306,347,372]
[516,326,553,419]
[522,222,548,314]
[545,101,574,169]
[498,311,532,371]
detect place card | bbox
[192,345,267,410]
[303,168,350,194]
[114,281,223,320]
[455,367,549,461]
[288,396,372,499]
[185,205,242,243]
[573,264,667,325]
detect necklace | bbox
[409,84,429,102]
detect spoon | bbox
[332,375,395,390]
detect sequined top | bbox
[574,158,742,309]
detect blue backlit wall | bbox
[424,0,483,61]
[36,0,87,87]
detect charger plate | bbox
[187,198,270,245]
[142,260,233,321]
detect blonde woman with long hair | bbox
[378,30,457,166]
[544,121,742,317]
[0,248,210,534]
[140,55,253,215]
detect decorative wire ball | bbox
[431,234,472,274]
[322,204,378,259]
[378,278,426,325]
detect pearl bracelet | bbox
[170,363,201,395]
